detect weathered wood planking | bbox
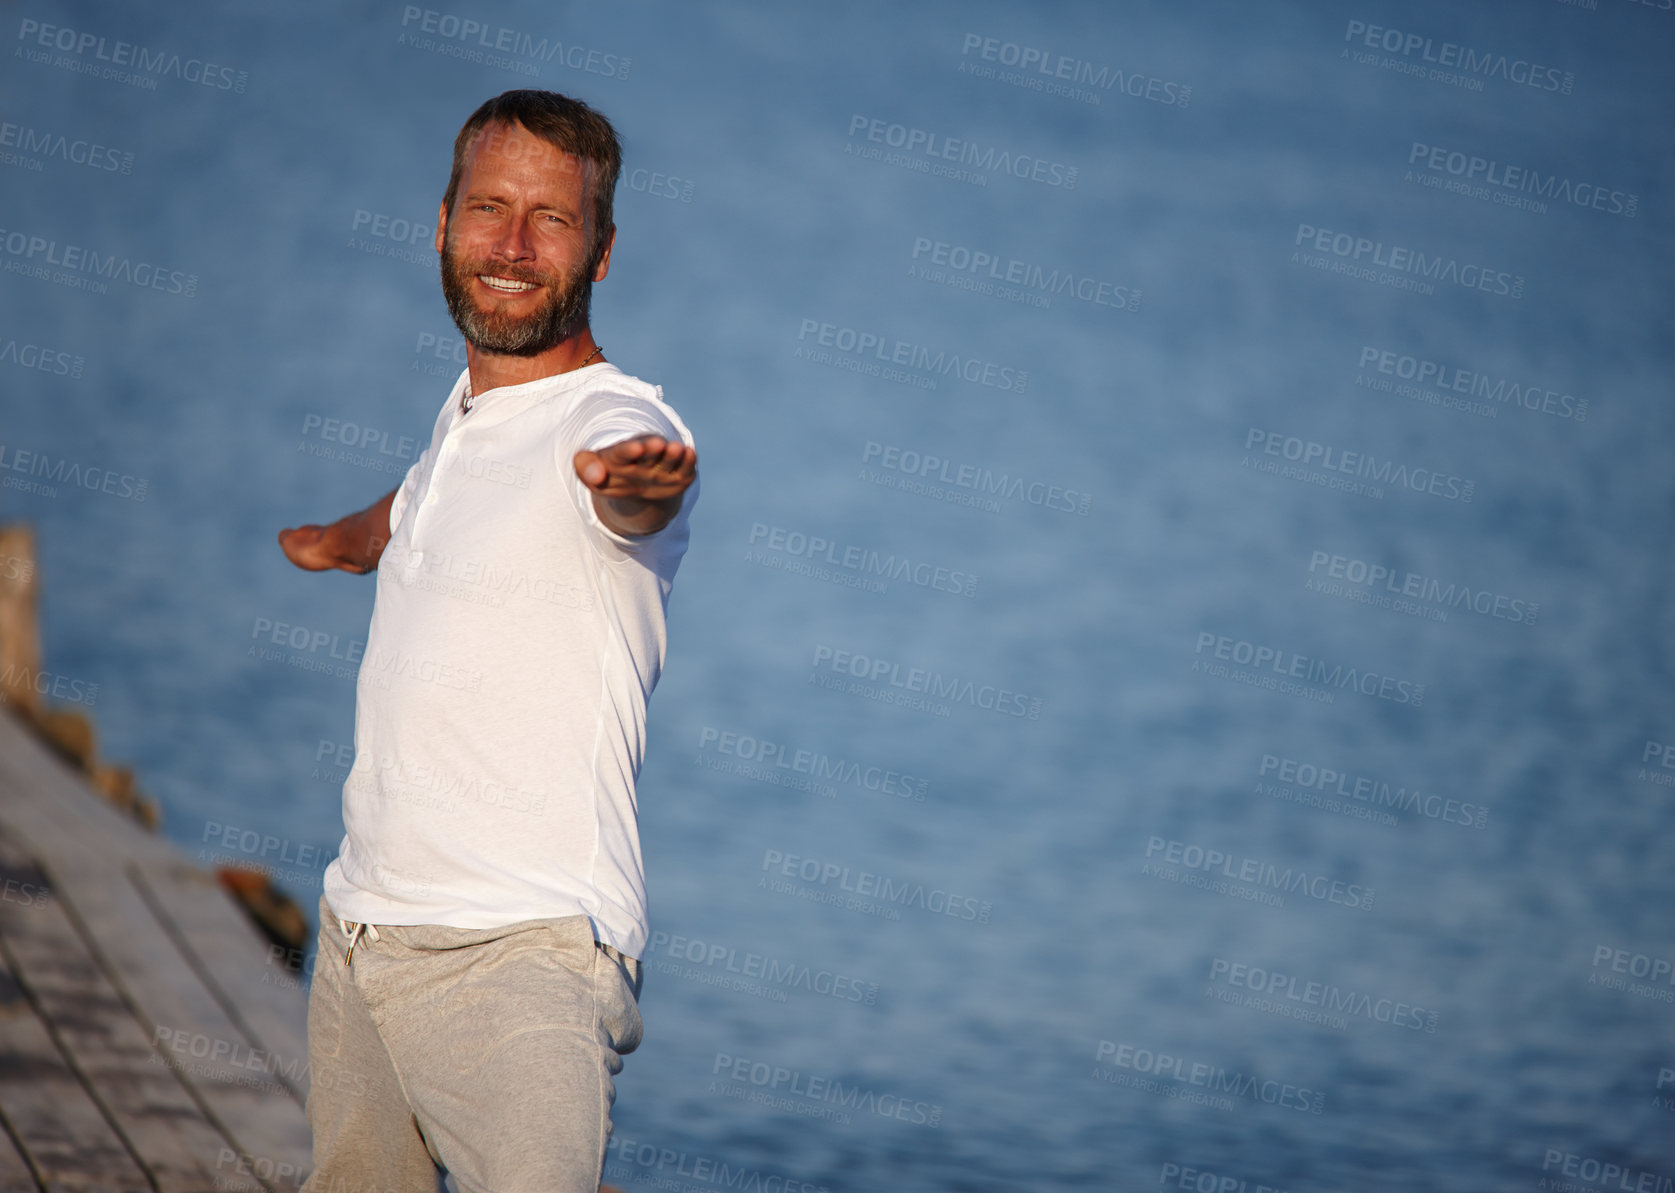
[0,833,233,1191]
[0,710,313,1191]
[0,1109,45,1192]
[0,935,150,1192]
[131,861,310,1101]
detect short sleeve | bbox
[564,388,698,557]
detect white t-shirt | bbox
[321,362,696,959]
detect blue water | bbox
[4,1,1674,1189]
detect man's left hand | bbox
[574,434,697,537]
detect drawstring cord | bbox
[341,919,380,966]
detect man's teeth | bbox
[479,275,537,293]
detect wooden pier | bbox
[0,525,624,1192]
[0,703,313,1192]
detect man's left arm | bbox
[574,434,698,538]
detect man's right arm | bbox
[277,488,398,574]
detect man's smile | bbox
[478,274,540,294]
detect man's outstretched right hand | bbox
[278,488,398,574]
[278,524,365,573]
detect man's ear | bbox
[434,200,449,255]
[592,225,617,282]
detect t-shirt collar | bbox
[455,361,615,419]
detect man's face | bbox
[436,122,613,357]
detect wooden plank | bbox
[41,857,312,1176]
[0,717,181,873]
[0,830,240,1192]
[0,1101,48,1192]
[0,716,313,1184]
[0,1141,40,1193]
[0,938,150,1192]
[128,860,310,1101]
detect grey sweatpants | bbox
[301,897,643,1193]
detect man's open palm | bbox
[574,434,697,503]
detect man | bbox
[278,90,697,1193]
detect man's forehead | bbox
[464,122,588,179]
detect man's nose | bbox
[491,218,534,261]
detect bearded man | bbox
[278,90,697,1193]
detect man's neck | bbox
[464,329,604,398]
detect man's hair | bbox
[442,90,622,261]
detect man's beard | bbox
[440,233,597,357]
